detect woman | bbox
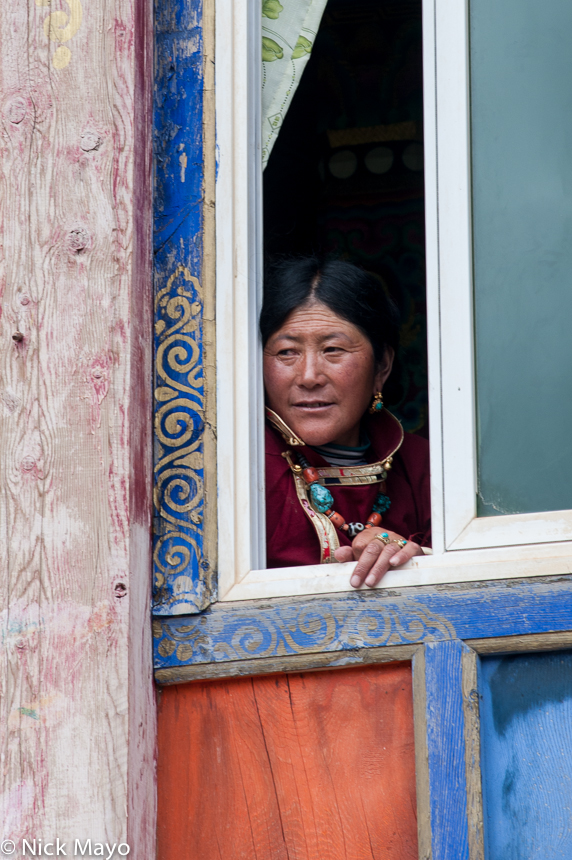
[262,257,431,588]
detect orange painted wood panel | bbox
[157,663,418,860]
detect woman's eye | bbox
[324,346,344,355]
[277,348,297,357]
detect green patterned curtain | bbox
[262,0,328,167]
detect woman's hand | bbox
[333,527,423,588]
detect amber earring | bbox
[369,391,384,414]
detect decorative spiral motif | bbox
[153,266,207,614]
[155,400,201,449]
[156,335,203,401]
[154,532,196,577]
[277,607,337,652]
[231,622,278,659]
[161,470,203,516]
[355,611,393,646]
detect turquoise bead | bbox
[373,492,391,514]
[375,402,383,411]
[309,482,334,513]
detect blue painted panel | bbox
[153,0,213,614]
[153,577,572,670]
[424,641,470,860]
[480,651,572,859]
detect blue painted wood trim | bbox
[425,640,471,860]
[153,0,213,614]
[153,575,572,670]
[479,650,572,858]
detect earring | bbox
[369,391,384,414]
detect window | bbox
[154,7,572,857]
[436,0,572,552]
[211,0,572,603]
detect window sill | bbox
[220,541,572,601]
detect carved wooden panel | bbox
[153,577,572,680]
[153,0,216,615]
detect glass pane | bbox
[470,0,572,516]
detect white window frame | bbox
[215,0,572,603]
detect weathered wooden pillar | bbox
[0,0,156,853]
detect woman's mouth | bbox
[293,401,335,411]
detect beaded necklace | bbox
[296,451,392,539]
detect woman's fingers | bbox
[349,527,395,558]
[350,539,398,587]
[363,543,401,587]
[334,546,354,563]
[388,543,420,567]
[350,539,423,588]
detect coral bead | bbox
[302,467,320,484]
[366,512,383,528]
[328,510,346,529]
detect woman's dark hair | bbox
[260,256,400,363]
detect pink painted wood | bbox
[0,0,156,850]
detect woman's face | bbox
[263,301,394,447]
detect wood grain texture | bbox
[462,648,484,860]
[154,575,572,678]
[480,650,572,859]
[157,664,418,860]
[0,0,155,849]
[467,630,572,654]
[412,648,432,860]
[129,0,157,853]
[424,641,470,860]
[156,643,419,683]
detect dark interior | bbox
[263,0,427,434]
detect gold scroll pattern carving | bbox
[153,600,457,667]
[153,266,208,613]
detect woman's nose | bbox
[298,351,325,387]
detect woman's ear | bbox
[374,346,395,392]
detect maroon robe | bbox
[265,409,431,568]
